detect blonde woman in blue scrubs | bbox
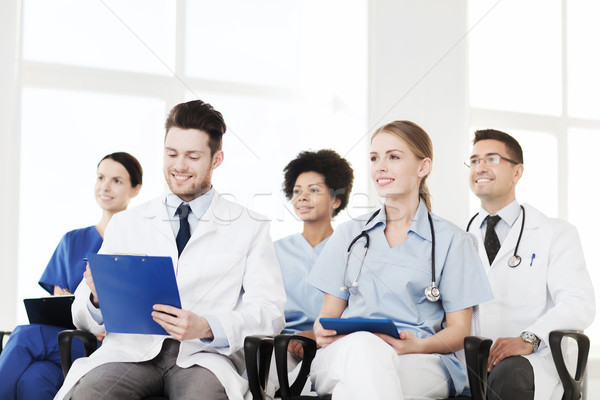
[308,121,493,400]
[268,149,353,397]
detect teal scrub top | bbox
[275,233,328,334]
[308,201,493,396]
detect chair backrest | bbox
[244,336,274,400]
[0,331,11,355]
[463,336,491,400]
[549,330,589,400]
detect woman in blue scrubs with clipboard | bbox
[307,121,493,400]
[0,152,142,400]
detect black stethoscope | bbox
[466,205,525,267]
[340,208,441,302]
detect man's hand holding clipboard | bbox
[85,254,189,336]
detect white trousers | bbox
[310,332,450,400]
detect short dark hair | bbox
[164,100,226,156]
[473,129,524,164]
[283,149,354,217]
[98,152,143,187]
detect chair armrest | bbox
[244,335,274,400]
[549,330,589,400]
[0,331,11,355]
[274,334,317,400]
[464,335,492,400]
[58,329,98,378]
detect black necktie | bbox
[484,215,502,264]
[176,203,191,256]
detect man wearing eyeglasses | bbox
[465,129,594,400]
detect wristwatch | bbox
[520,331,540,352]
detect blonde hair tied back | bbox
[371,120,433,212]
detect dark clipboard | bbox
[87,254,181,335]
[23,295,76,329]
[319,317,399,338]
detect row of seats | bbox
[55,329,589,400]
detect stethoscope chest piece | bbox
[508,255,521,268]
[425,284,440,302]
[342,209,441,303]
[467,205,526,269]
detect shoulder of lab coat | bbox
[203,193,286,354]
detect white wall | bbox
[0,0,470,331]
[368,0,470,224]
[0,0,21,330]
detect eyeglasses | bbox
[464,154,519,168]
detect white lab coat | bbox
[55,192,286,400]
[467,203,595,400]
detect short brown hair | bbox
[473,129,523,164]
[165,100,226,156]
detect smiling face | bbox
[163,127,223,202]
[292,171,340,223]
[95,159,140,213]
[469,139,523,213]
[369,131,431,202]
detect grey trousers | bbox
[487,355,534,400]
[67,339,228,400]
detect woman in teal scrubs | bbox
[308,121,493,399]
[268,149,353,397]
[0,152,142,400]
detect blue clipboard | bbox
[87,254,181,335]
[319,317,399,338]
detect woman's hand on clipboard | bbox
[314,319,344,348]
[375,330,423,355]
[83,264,99,308]
[314,294,349,348]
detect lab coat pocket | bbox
[506,252,547,308]
[179,252,247,312]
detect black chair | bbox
[549,330,590,400]
[57,330,99,378]
[245,334,492,400]
[0,330,11,355]
[58,329,168,400]
[244,336,276,400]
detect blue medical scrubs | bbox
[308,201,493,396]
[0,226,102,400]
[274,233,328,334]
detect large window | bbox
[17,0,367,322]
[469,0,600,352]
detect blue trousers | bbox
[0,324,85,400]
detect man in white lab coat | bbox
[56,100,286,400]
[466,129,595,400]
